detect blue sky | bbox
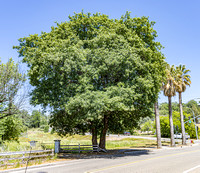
[0,0,199,104]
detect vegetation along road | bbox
[5,145,200,173]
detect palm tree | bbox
[174,65,191,145]
[154,101,162,148]
[162,65,176,147]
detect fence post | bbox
[54,140,61,154]
[22,153,25,163]
[51,149,54,156]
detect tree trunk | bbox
[91,127,98,152]
[168,96,175,147]
[154,101,162,149]
[179,92,186,145]
[99,115,108,150]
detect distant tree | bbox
[30,110,41,128]
[174,65,191,145]
[15,12,166,149]
[40,114,49,132]
[140,117,154,133]
[159,102,169,116]
[29,110,49,129]
[159,102,179,116]
[19,109,31,127]
[184,100,200,118]
[162,65,176,146]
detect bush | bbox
[140,119,155,134]
[160,111,200,138]
[43,125,49,133]
[0,115,24,142]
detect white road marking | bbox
[9,159,89,173]
[12,164,67,173]
[183,165,200,173]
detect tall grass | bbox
[0,129,163,152]
[0,129,93,152]
[106,138,157,149]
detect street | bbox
[4,145,200,173]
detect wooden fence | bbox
[60,144,106,153]
[0,149,54,166]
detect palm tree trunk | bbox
[168,96,175,147]
[154,102,162,148]
[179,92,186,145]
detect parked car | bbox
[124,132,131,136]
[174,133,190,140]
[174,133,182,139]
[185,133,190,139]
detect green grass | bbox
[0,129,170,152]
[106,138,158,149]
[0,129,172,170]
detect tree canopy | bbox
[15,12,166,149]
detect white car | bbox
[174,133,182,139]
[174,133,190,140]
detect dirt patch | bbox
[106,136,122,141]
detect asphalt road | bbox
[4,145,200,173]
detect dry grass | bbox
[0,129,171,152]
[0,129,172,170]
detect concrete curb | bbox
[0,160,75,173]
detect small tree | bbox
[30,110,42,128]
[0,58,25,119]
[0,59,25,142]
[0,115,24,142]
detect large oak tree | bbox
[15,12,165,149]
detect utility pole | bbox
[192,110,198,140]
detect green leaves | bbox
[160,111,199,138]
[15,12,166,136]
[0,115,24,142]
[174,64,191,93]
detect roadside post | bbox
[29,141,37,147]
[54,140,61,153]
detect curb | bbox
[0,160,74,173]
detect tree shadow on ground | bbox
[58,148,152,159]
